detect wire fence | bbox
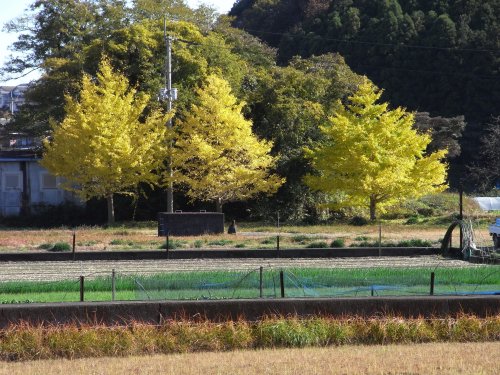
[1,265,499,303]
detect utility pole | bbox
[160,16,177,213]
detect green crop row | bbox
[0,267,498,303]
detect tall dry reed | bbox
[0,315,498,361]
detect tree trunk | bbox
[107,194,115,225]
[369,196,376,221]
[215,197,223,213]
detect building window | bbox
[41,173,57,189]
[4,173,21,190]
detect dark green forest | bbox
[230,0,500,188]
[1,0,499,223]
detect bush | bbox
[305,241,329,248]
[109,239,134,246]
[349,216,369,226]
[160,239,184,250]
[38,243,53,250]
[354,236,369,241]
[397,239,432,247]
[48,242,71,252]
[291,235,309,243]
[405,216,420,225]
[330,239,345,248]
[351,239,433,248]
[351,241,384,247]
[416,207,434,217]
[260,237,276,245]
[207,239,233,246]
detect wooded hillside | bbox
[230,0,500,188]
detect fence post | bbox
[378,221,382,257]
[279,270,285,298]
[166,230,169,257]
[430,272,435,296]
[72,232,76,261]
[112,269,116,301]
[277,211,280,256]
[259,266,263,298]
[459,190,463,249]
[79,276,84,302]
[371,285,374,296]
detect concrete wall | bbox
[158,212,225,236]
[1,296,498,327]
[0,247,440,262]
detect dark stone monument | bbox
[158,212,224,236]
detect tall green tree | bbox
[171,74,284,212]
[248,54,363,221]
[2,0,130,136]
[41,59,171,224]
[468,116,500,192]
[414,112,466,159]
[305,79,448,220]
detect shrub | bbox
[160,240,184,250]
[405,216,420,225]
[291,235,309,243]
[235,243,246,248]
[330,239,345,248]
[397,239,432,247]
[193,240,203,248]
[351,239,432,248]
[49,242,71,252]
[305,241,329,248]
[354,236,369,241]
[207,239,233,246]
[349,216,369,226]
[416,207,434,217]
[39,242,71,252]
[351,241,384,247]
[260,237,276,245]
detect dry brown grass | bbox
[2,316,499,361]
[0,223,482,251]
[1,342,498,375]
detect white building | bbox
[0,150,81,216]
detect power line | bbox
[242,28,500,53]
[353,63,499,80]
[173,37,500,81]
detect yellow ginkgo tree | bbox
[305,78,448,220]
[171,74,284,212]
[41,58,172,224]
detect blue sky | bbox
[0,0,235,85]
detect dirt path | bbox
[0,256,478,282]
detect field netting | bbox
[133,267,500,300]
[1,266,498,303]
